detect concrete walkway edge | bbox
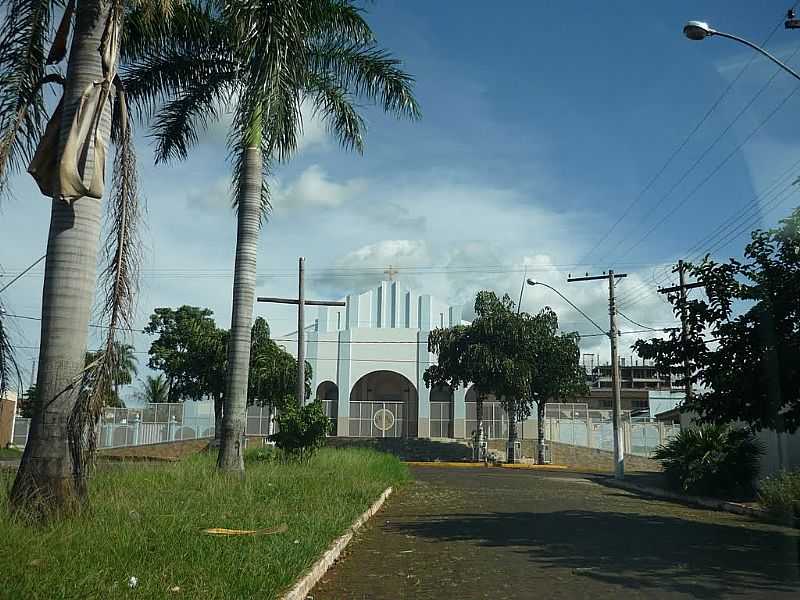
[604,478,770,520]
[280,486,393,600]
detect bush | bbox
[653,424,763,497]
[269,401,331,460]
[759,470,800,520]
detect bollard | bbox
[132,414,141,446]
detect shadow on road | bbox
[388,509,800,598]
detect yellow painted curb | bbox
[498,463,569,470]
[404,461,569,470]
[405,461,487,468]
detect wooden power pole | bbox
[569,270,627,480]
[658,260,703,402]
[257,258,345,406]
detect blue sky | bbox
[2,1,799,403]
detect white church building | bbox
[306,280,506,440]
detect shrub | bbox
[653,424,763,497]
[759,470,800,520]
[269,401,331,460]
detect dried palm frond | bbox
[68,80,141,483]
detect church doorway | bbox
[348,371,418,438]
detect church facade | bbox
[306,280,498,440]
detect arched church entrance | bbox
[349,371,418,438]
[316,381,339,436]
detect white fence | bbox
[11,401,275,450]
[541,403,680,457]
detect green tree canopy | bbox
[634,208,800,433]
[426,291,586,462]
[249,316,310,409]
[144,306,226,403]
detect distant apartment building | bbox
[571,354,684,418]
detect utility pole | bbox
[659,260,703,402]
[297,257,305,407]
[568,270,627,479]
[257,258,345,407]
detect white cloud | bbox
[271,165,367,212]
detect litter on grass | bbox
[201,524,288,536]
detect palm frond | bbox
[0,0,60,196]
[0,297,22,398]
[307,40,421,120]
[150,69,235,162]
[120,1,237,155]
[307,0,374,44]
[304,72,364,153]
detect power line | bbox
[582,13,791,265]
[615,77,800,262]
[617,310,677,332]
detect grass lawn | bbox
[0,447,409,599]
[0,447,21,459]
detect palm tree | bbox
[86,341,138,405]
[111,341,138,396]
[141,374,170,404]
[1,1,172,517]
[122,0,420,475]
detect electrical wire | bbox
[577,13,790,266]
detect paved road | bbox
[311,467,800,599]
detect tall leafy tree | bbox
[121,0,420,474]
[1,1,174,518]
[520,308,587,464]
[426,291,586,464]
[634,208,800,434]
[426,293,523,460]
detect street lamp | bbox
[527,277,625,479]
[683,20,800,82]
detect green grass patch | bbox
[0,447,21,459]
[0,447,409,599]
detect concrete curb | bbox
[604,478,769,520]
[280,486,393,600]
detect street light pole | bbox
[527,275,626,478]
[683,20,800,82]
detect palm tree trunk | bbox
[217,146,262,474]
[10,0,111,517]
[537,400,546,465]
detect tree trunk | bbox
[537,400,546,465]
[506,398,518,464]
[476,392,484,462]
[9,0,111,518]
[217,146,262,474]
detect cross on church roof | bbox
[384,265,399,281]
